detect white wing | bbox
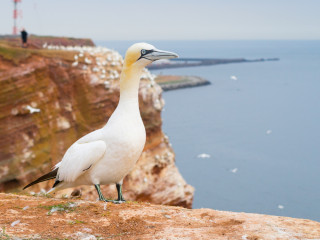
[57,130,107,182]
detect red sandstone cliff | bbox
[0,38,194,208]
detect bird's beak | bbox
[145,49,179,61]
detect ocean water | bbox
[96,40,320,221]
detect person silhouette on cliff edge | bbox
[20,28,28,48]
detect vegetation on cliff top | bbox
[0,35,94,65]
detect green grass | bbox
[0,43,32,65]
[158,79,190,85]
[38,202,77,215]
[68,219,85,225]
[0,227,11,240]
[0,40,77,66]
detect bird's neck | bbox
[119,65,143,105]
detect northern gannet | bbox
[230,75,238,81]
[23,43,178,203]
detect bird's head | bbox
[123,42,178,69]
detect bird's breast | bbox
[91,110,146,184]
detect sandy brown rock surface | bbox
[0,193,319,240]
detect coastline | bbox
[155,75,211,91]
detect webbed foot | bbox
[112,199,126,204]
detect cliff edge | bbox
[0,37,193,208]
[1,193,319,240]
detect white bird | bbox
[23,43,178,203]
[197,153,210,159]
[26,105,41,114]
[72,61,78,67]
[84,57,92,64]
[230,75,238,81]
[230,168,238,173]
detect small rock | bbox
[49,207,64,214]
[71,189,82,197]
[75,232,97,240]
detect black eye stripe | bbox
[138,49,155,61]
[141,49,154,56]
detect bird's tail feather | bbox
[23,168,58,190]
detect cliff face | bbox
[0,40,194,208]
[1,193,319,240]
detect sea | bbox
[95,40,320,221]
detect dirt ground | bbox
[0,193,319,240]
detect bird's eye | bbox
[141,49,146,55]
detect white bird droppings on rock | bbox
[104,81,110,89]
[22,206,29,210]
[56,116,71,130]
[49,207,64,214]
[72,61,78,67]
[242,235,248,240]
[75,232,97,240]
[68,203,77,208]
[153,99,162,110]
[11,220,20,227]
[84,57,92,64]
[82,228,93,233]
[92,67,99,72]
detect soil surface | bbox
[0,193,319,240]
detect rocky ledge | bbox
[155,75,210,91]
[0,193,319,240]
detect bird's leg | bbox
[112,183,126,204]
[94,184,112,202]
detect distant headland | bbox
[148,57,279,70]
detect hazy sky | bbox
[1,0,319,40]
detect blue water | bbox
[96,40,320,221]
